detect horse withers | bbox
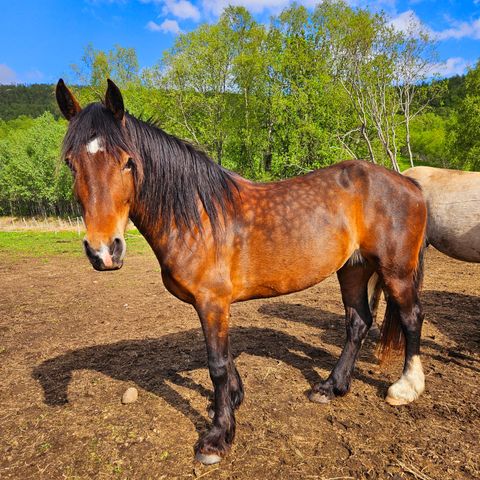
[54,79,427,464]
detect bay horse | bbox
[369,166,480,320]
[55,79,427,465]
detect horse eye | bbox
[65,159,76,174]
[123,158,134,171]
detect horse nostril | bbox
[111,237,125,261]
[83,239,94,255]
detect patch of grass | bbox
[0,230,150,258]
[38,442,52,454]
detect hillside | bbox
[0,84,58,120]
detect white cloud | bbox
[146,18,182,33]
[162,0,200,21]
[391,10,480,42]
[389,10,434,37]
[436,18,480,40]
[201,0,318,17]
[391,10,422,33]
[430,57,471,77]
[0,64,18,85]
[24,69,45,82]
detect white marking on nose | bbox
[86,137,104,154]
[98,243,113,268]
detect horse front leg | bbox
[194,298,243,464]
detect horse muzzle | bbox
[83,237,125,271]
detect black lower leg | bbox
[310,305,371,402]
[228,357,244,409]
[195,301,239,462]
[400,299,423,371]
[207,354,243,418]
[310,265,373,403]
[384,281,425,405]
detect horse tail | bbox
[376,237,426,364]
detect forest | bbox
[0,1,479,216]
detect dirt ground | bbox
[0,246,479,480]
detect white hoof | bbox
[195,452,223,465]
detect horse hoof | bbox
[195,452,223,465]
[308,391,331,404]
[385,395,410,406]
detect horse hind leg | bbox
[379,275,425,406]
[310,262,375,403]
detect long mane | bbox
[62,103,239,238]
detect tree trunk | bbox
[361,124,376,163]
[405,117,414,168]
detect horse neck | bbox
[129,197,213,266]
[129,202,171,258]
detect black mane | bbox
[62,103,239,238]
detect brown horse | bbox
[55,79,427,465]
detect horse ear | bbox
[105,79,125,123]
[56,79,81,120]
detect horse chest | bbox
[160,268,196,304]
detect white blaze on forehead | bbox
[86,137,105,154]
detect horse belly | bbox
[428,194,480,262]
[234,228,354,301]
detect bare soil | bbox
[0,247,479,479]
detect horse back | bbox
[229,160,426,301]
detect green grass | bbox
[0,230,151,258]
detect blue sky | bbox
[0,0,479,84]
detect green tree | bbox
[450,60,480,170]
[0,113,71,216]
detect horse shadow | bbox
[419,290,480,372]
[32,325,386,436]
[258,302,379,359]
[421,290,479,347]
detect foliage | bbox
[0,84,58,120]
[0,113,72,216]
[409,112,449,166]
[449,60,480,171]
[0,2,478,217]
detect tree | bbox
[0,113,71,216]
[71,44,140,105]
[394,13,442,167]
[450,60,480,171]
